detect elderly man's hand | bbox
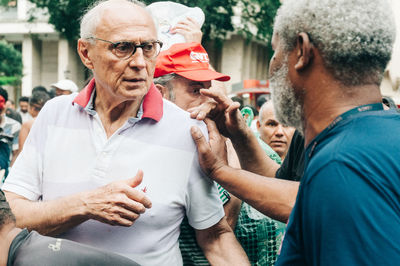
[170,17,203,43]
[191,119,228,178]
[81,170,152,226]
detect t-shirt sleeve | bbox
[2,104,51,200]
[11,230,141,266]
[278,160,400,265]
[184,123,225,230]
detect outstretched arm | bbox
[190,89,280,177]
[191,119,298,222]
[4,170,152,236]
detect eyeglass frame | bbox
[86,37,163,60]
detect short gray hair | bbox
[153,73,178,102]
[273,0,396,86]
[80,0,153,41]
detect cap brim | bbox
[176,69,230,82]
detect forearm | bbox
[223,195,242,229]
[211,166,298,223]
[230,127,280,177]
[196,217,249,265]
[4,191,88,236]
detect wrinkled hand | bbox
[190,89,248,139]
[191,119,228,178]
[82,170,152,226]
[170,17,203,43]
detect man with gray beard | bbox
[190,0,400,264]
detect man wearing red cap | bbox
[154,42,230,111]
[154,42,243,265]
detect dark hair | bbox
[0,87,9,102]
[0,189,16,228]
[19,96,30,103]
[32,86,49,95]
[30,91,50,108]
[230,96,244,110]
[256,94,269,108]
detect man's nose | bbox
[128,48,146,69]
[274,124,284,137]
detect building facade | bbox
[0,0,86,99]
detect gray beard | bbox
[270,58,304,135]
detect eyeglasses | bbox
[87,37,163,60]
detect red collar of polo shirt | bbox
[72,78,163,122]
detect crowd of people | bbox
[0,78,79,183]
[1,0,400,265]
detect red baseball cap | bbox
[154,42,230,82]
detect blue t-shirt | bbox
[277,105,400,265]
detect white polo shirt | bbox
[3,79,224,265]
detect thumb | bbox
[191,126,210,155]
[127,169,144,188]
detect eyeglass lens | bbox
[113,41,161,60]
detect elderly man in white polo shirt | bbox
[2,0,249,265]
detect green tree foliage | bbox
[27,0,279,46]
[28,0,89,41]
[0,41,22,85]
[239,0,280,42]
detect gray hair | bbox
[80,0,156,42]
[153,73,178,102]
[273,0,396,86]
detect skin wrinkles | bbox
[81,5,158,120]
[169,77,212,111]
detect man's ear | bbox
[294,32,313,71]
[155,84,169,99]
[256,120,261,130]
[77,39,94,70]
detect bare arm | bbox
[4,170,152,236]
[223,139,242,229]
[191,89,280,177]
[210,166,297,223]
[11,120,33,166]
[223,194,242,229]
[191,120,298,222]
[196,217,250,265]
[229,124,280,177]
[17,120,33,154]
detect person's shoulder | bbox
[162,99,206,128]
[45,93,76,107]
[40,93,80,117]
[21,119,35,131]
